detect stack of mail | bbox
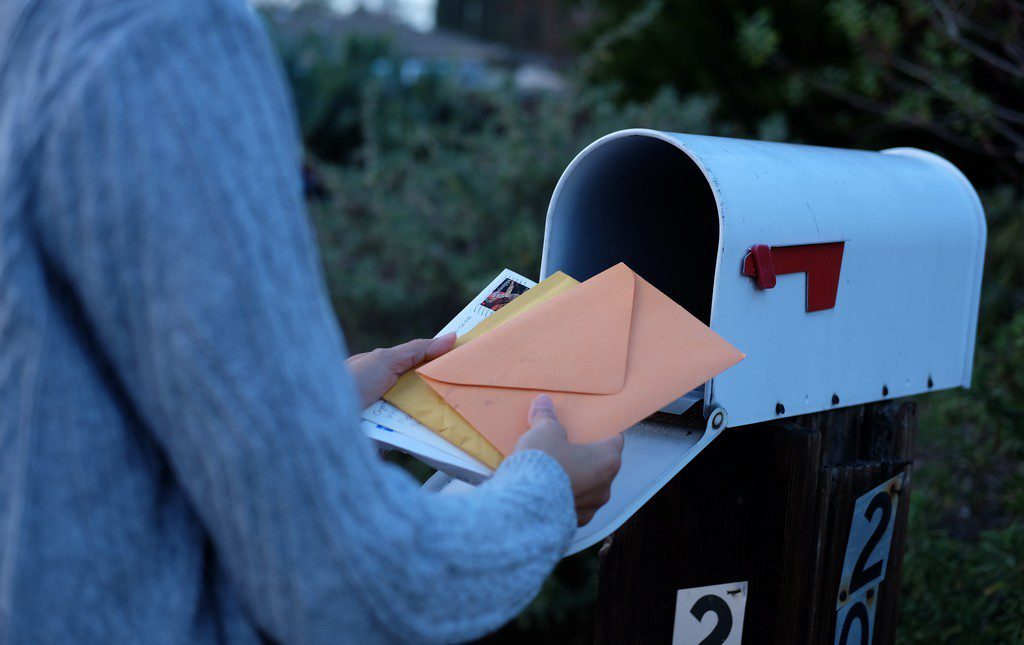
[363,263,744,482]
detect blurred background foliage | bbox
[262,0,1022,641]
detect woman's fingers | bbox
[528,394,559,424]
[515,395,626,527]
[383,333,457,374]
[344,333,458,408]
[424,332,457,360]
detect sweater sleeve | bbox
[35,2,576,642]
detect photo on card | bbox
[480,278,529,311]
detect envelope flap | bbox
[418,263,635,395]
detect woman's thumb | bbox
[528,394,558,424]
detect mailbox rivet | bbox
[882,385,889,396]
[866,588,876,601]
[712,411,724,429]
[927,376,934,389]
[839,589,848,602]
[831,393,840,406]
[775,402,785,415]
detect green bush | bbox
[899,512,1024,642]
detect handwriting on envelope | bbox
[418,263,745,456]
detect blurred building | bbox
[435,0,591,61]
[263,3,567,92]
[267,5,506,60]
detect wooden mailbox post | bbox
[594,401,915,644]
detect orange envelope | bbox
[417,263,745,456]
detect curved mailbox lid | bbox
[543,129,986,428]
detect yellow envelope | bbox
[383,271,579,468]
[418,263,745,456]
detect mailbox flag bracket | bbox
[742,242,845,312]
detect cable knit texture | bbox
[0,1,577,642]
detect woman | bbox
[0,0,622,642]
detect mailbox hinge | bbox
[706,407,728,433]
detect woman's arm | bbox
[37,2,582,641]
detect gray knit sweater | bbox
[0,1,576,642]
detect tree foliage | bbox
[586,0,1023,184]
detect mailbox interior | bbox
[542,134,719,325]
[541,133,720,413]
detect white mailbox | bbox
[538,128,985,554]
[542,128,985,425]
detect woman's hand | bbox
[345,333,457,409]
[515,395,624,526]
